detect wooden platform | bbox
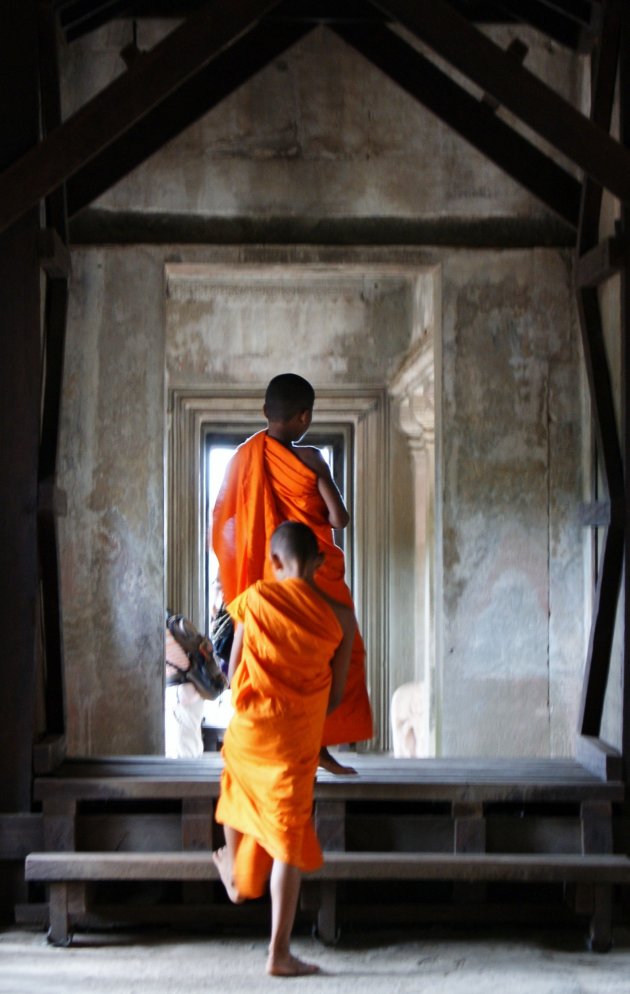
[25,849,630,947]
[34,752,625,802]
[27,751,627,948]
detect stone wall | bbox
[439,249,585,756]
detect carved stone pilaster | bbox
[389,333,436,756]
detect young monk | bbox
[213,521,356,976]
[212,372,373,774]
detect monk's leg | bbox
[267,860,319,977]
[213,824,244,903]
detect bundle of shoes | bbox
[165,613,227,700]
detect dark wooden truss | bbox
[1,0,629,819]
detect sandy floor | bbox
[2,923,630,994]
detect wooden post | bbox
[43,799,77,853]
[621,0,630,788]
[453,801,486,904]
[311,800,346,944]
[0,2,42,917]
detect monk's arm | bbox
[227,622,244,684]
[327,610,356,713]
[294,446,349,529]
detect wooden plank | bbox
[67,20,313,216]
[38,228,71,279]
[37,752,625,779]
[0,0,283,236]
[33,774,624,804]
[334,22,581,228]
[24,849,630,883]
[38,1,69,238]
[576,736,624,781]
[38,274,69,740]
[579,523,625,736]
[576,287,624,501]
[453,802,486,853]
[315,800,346,851]
[589,883,613,952]
[32,734,67,775]
[42,799,77,852]
[48,882,72,946]
[371,0,630,203]
[181,797,215,850]
[37,1,72,750]
[0,3,42,822]
[581,801,613,854]
[575,236,627,287]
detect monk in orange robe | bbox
[212,373,373,774]
[213,521,355,976]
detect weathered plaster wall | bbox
[61,21,583,226]
[439,249,585,756]
[58,249,166,754]
[165,268,414,388]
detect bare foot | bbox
[212,846,244,903]
[318,746,357,776]
[266,952,320,976]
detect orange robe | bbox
[212,430,373,745]
[215,578,340,898]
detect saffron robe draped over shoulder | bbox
[212,430,373,745]
[215,578,340,898]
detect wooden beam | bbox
[576,235,627,287]
[334,23,581,227]
[577,1,623,254]
[481,38,528,112]
[370,0,630,203]
[59,1,135,42]
[67,19,312,216]
[39,228,71,279]
[38,3,69,238]
[577,287,624,510]
[0,0,282,235]
[576,288,624,741]
[579,522,624,736]
[536,1,598,27]
[575,4,625,742]
[484,0,583,50]
[0,4,41,826]
[576,735,624,781]
[38,3,72,745]
[620,8,630,779]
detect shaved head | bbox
[265,373,315,422]
[271,521,320,567]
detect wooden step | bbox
[34,754,625,803]
[26,849,630,949]
[25,849,630,884]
